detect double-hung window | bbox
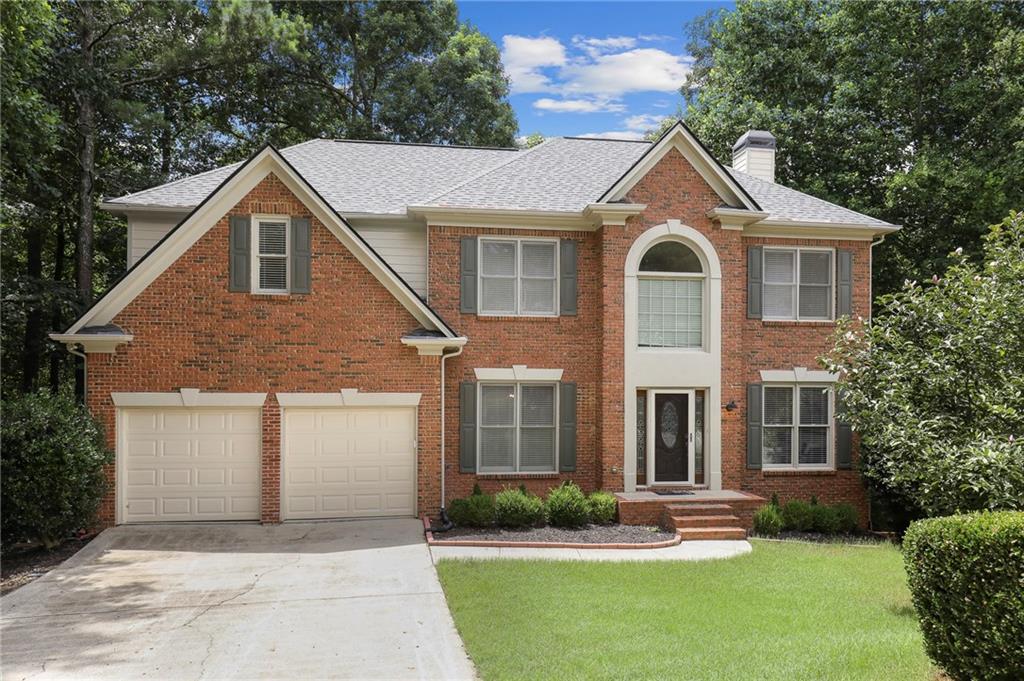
[253,216,290,294]
[763,248,833,320]
[478,382,557,472]
[479,238,558,316]
[637,240,705,348]
[763,385,832,469]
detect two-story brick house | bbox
[53,122,898,534]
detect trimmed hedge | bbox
[493,487,545,528]
[903,512,1024,681]
[753,504,783,536]
[447,493,495,527]
[546,482,589,527]
[587,491,618,525]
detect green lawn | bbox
[436,540,935,681]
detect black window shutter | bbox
[836,391,853,469]
[747,246,763,319]
[559,239,578,316]
[747,383,763,469]
[837,250,853,317]
[559,382,577,472]
[228,215,251,292]
[290,217,312,294]
[459,382,476,473]
[460,237,477,313]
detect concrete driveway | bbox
[1,520,475,680]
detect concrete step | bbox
[677,527,747,541]
[662,503,735,516]
[671,514,741,529]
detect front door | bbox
[654,393,689,482]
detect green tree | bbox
[683,0,1024,297]
[823,211,1024,517]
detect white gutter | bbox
[439,343,465,511]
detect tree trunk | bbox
[75,1,97,308]
[159,90,173,180]
[21,221,44,392]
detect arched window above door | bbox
[639,241,703,274]
[637,239,705,349]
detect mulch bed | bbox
[440,524,675,545]
[1,535,95,596]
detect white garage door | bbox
[122,408,261,523]
[283,407,416,520]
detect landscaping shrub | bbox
[903,512,1024,681]
[1,391,111,549]
[545,482,590,527]
[809,504,842,534]
[833,503,859,533]
[780,501,814,532]
[587,492,618,525]
[448,493,495,527]
[493,487,545,528]
[753,504,783,536]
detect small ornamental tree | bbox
[1,391,111,549]
[824,211,1024,517]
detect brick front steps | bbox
[616,491,766,541]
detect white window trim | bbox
[762,383,834,470]
[637,250,707,351]
[474,365,563,381]
[477,381,559,474]
[478,236,560,317]
[251,214,291,295]
[762,246,835,322]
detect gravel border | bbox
[439,524,675,545]
[1,535,95,595]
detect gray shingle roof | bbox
[106,136,894,227]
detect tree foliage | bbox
[683,0,1024,296]
[824,212,1024,517]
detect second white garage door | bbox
[282,407,417,520]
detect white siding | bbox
[351,222,428,296]
[127,216,178,266]
[732,147,775,183]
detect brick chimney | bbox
[732,130,776,183]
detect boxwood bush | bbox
[903,512,1024,681]
[493,487,545,528]
[753,504,783,536]
[780,500,814,532]
[545,482,590,527]
[587,491,618,525]
[447,492,495,527]
[1,391,111,549]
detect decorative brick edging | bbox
[421,516,682,550]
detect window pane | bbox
[481,241,515,276]
[798,427,828,465]
[258,257,287,290]
[764,284,795,318]
[521,242,556,277]
[764,387,793,425]
[480,428,515,470]
[799,285,831,318]
[520,385,554,426]
[639,241,702,273]
[800,251,832,285]
[799,387,829,425]
[481,277,516,313]
[480,385,515,426]
[520,427,555,471]
[521,279,555,313]
[637,279,702,348]
[259,221,287,255]
[764,250,795,283]
[764,427,793,464]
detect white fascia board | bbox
[583,203,647,227]
[600,123,759,211]
[49,333,133,354]
[706,207,771,230]
[112,389,267,408]
[276,390,421,408]
[67,147,455,338]
[400,335,468,356]
[475,365,564,381]
[760,367,838,384]
[745,220,901,240]
[99,202,193,216]
[407,205,595,231]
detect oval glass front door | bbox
[660,400,679,448]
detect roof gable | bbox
[598,121,760,211]
[66,145,457,337]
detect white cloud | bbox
[533,97,626,114]
[624,113,668,132]
[577,130,647,141]
[561,49,692,96]
[501,35,566,94]
[571,35,637,58]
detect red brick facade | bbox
[86,149,871,528]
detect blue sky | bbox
[458,1,734,140]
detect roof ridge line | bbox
[329,138,519,152]
[416,139,552,207]
[561,136,652,144]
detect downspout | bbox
[865,234,886,532]
[431,343,464,533]
[67,344,87,403]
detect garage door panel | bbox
[283,407,416,520]
[123,407,260,523]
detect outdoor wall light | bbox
[724,400,738,412]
